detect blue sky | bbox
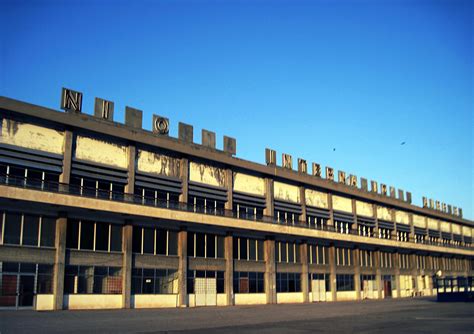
[1,0,473,219]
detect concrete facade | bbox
[0,95,472,311]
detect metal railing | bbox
[1,174,472,251]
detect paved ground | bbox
[0,298,473,333]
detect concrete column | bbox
[410,253,419,296]
[263,178,274,218]
[264,238,276,304]
[328,193,335,227]
[373,203,379,238]
[59,130,73,185]
[393,253,401,298]
[299,186,306,225]
[53,215,67,310]
[390,209,397,240]
[225,234,234,305]
[353,248,361,300]
[122,223,133,308]
[375,250,382,299]
[351,198,358,233]
[225,169,233,211]
[124,145,136,195]
[408,213,415,243]
[178,229,188,307]
[328,244,337,301]
[300,243,309,303]
[179,158,189,203]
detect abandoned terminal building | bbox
[0,89,472,311]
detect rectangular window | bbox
[276,272,301,292]
[64,265,122,294]
[206,235,216,258]
[95,223,109,251]
[110,225,122,252]
[196,233,205,257]
[257,240,264,261]
[336,274,354,291]
[66,220,79,249]
[168,231,177,256]
[133,227,142,253]
[3,212,22,245]
[233,271,265,293]
[22,215,39,246]
[40,217,56,247]
[143,228,154,254]
[80,221,94,250]
[156,229,167,255]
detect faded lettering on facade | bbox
[137,150,180,177]
[427,218,438,230]
[395,210,409,225]
[0,118,64,154]
[305,189,328,209]
[377,206,392,221]
[75,135,128,168]
[274,181,300,203]
[332,195,352,213]
[412,215,426,228]
[355,200,373,217]
[189,161,226,188]
[233,172,265,196]
[440,221,451,233]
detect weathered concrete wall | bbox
[0,118,64,154]
[189,161,226,187]
[137,150,180,177]
[332,195,352,213]
[451,224,461,235]
[64,294,122,310]
[36,294,54,311]
[356,200,373,217]
[233,172,265,196]
[274,182,300,203]
[336,291,357,301]
[75,135,128,168]
[427,218,438,230]
[276,292,304,304]
[132,294,178,308]
[234,293,266,305]
[462,226,471,237]
[440,221,451,233]
[305,189,328,209]
[377,206,392,221]
[413,215,427,228]
[395,210,409,224]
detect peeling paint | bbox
[189,161,226,188]
[376,206,392,221]
[412,215,426,228]
[355,200,373,217]
[137,150,180,178]
[395,210,409,224]
[332,195,352,213]
[274,181,300,203]
[233,172,265,196]
[427,218,438,230]
[440,221,451,233]
[0,118,64,154]
[305,189,328,209]
[75,135,128,168]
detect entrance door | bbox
[311,280,326,302]
[383,280,392,298]
[195,278,217,307]
[18,276,35,307]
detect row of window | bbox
[359,250,374,267]
[307,245,328,265]
[307,216,329,230]
[336,248,353,266]
[275,241,300,263]
[187,232,225,258]
[233,272,265,293]
[64,265,122,294]
[132,226,177,256]
[233,237,264,261]
[233,204,264,220]
[132,268,178,294]
[0,212,55,248]
[276,272,301,292]
[0,262,54,295]
[187,270,225,294]
[66,220,122,252]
